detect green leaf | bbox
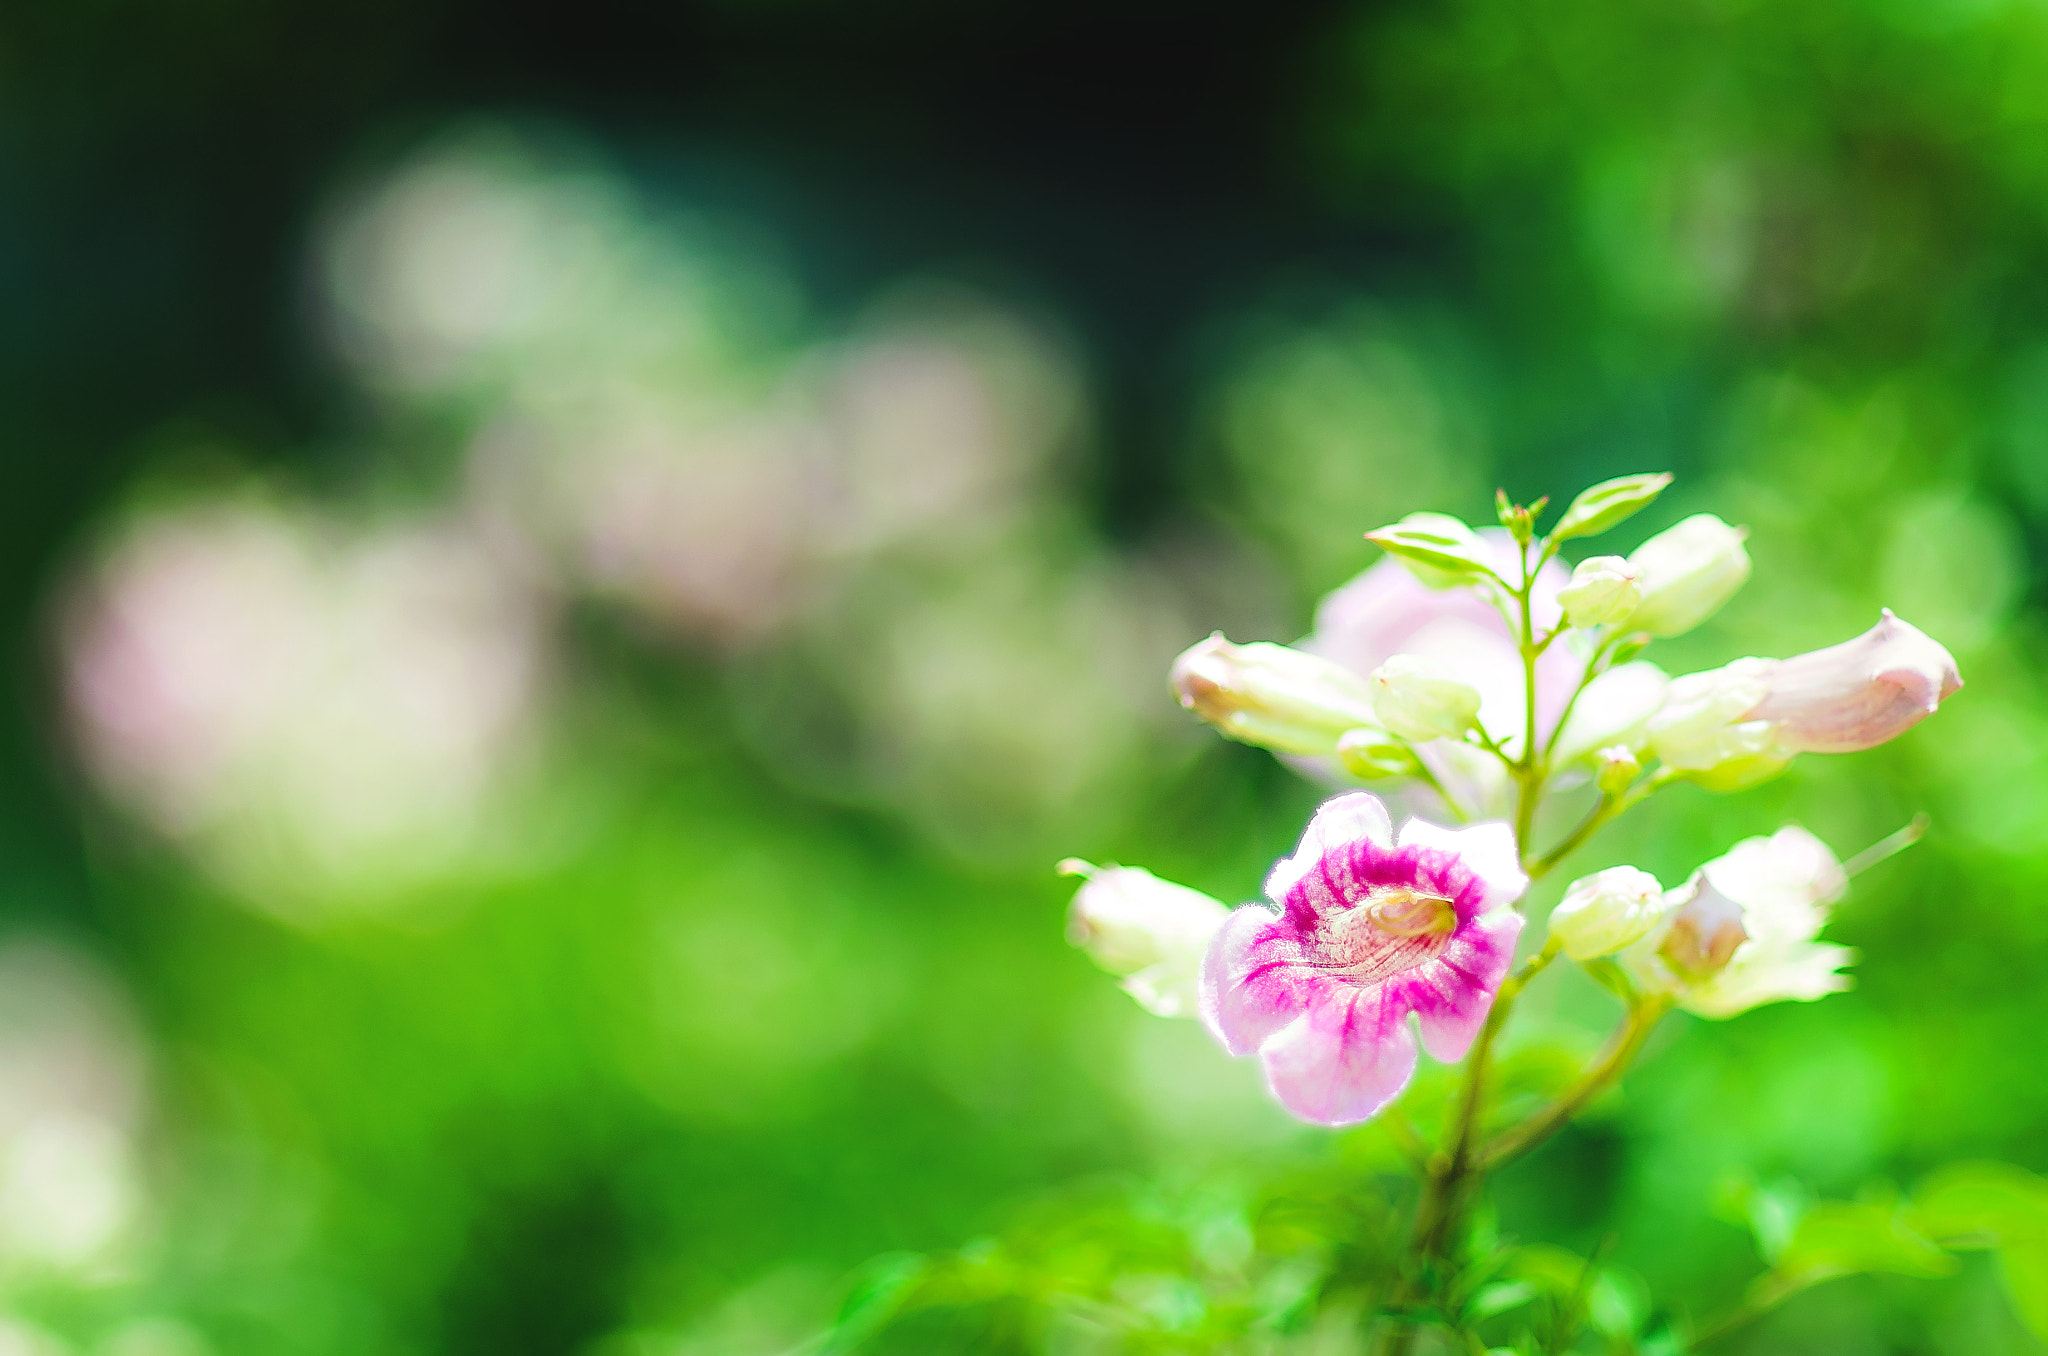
[1363,512,1497,587]
[1912,1160,2048,1247]
[1552,473,1673,542]
[1586,1268,1650,1340]
[819,1252,929,1352]
[1911,1162,2048,1343]
[1999,1242,2048,1342]
[1766,1199,1955,1291]
[1468,1279,1539,1320]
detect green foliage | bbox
[1550,475,1672,544]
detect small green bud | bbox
[1595,745,1641,796]
[1556,555,1643,628]
[1336,726,1416,780]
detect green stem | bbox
[1539,628,1626,765]
[1513,546,1542,855]
[1410,941,1561,1265]
[1689,1274,1812,1350]
[1477,995,1671,1171]
[1528,795,1619,881]
[1411,758,1471,824]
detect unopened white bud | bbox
[1550,865,1670,960]
[1594,745,1641,796]
[1368,654,1483,742]
[1170,633,1383,756]
[1556,555,1642,628]
[1059,860,1230,1018]
[1626,514,1751,637]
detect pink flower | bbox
[1745,609,1962,754]
[1199,792,1528,1126]
[1307,541,1578,758]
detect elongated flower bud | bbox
[1550,865,1670,960]
[1170,633,1383,756]
[1744,610,1962,753]
[1368,654,1482,742]
[1626,514,1751,637]
[1060,860,1229,1018]
[1556,555,1642,628]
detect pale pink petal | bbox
[1745,609,1962,754]
[1258,985,1420,1126]
[1264,792,1393,905]
[1392,909,1524,1062]
[1398,818,1528,913]
[1200,905,1336,1056]
[1308,540,1579,753]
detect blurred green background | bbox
[0,0,2045,1351]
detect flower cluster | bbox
[1063,473,1959,1132]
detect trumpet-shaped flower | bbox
[1632,827,1854,1018]
[1200,793,1527,1126]
[1062,860,1230,1018]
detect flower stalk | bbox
[1060,473,1959,1352]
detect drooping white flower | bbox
[1626,514,1751,637]
[1369,655,1483,743]
[1169,633,1384,757]
[1061,861,1231,1018]
[1646,613,1962,788]
[1556,555,1642,628]
[1632,827,1854,1019]
[1745,610,1962,753]
[1549,865,1672,960]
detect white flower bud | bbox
[1645,658,1788,789]
[1626,514,1752,637]
[1059,860,1230,1018]
[1549,865,1671,960]
[1368,654,1483,742]
[1170,633,1383,756]
[1594,745,1640,796]
[1556,555,1642,628]
[1745,610,1962,753]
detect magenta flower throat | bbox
[1200,793,1528,1126]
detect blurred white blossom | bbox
[62,499,548,912]
[0,942,147,1279]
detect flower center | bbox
[1321,887,1458,985]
